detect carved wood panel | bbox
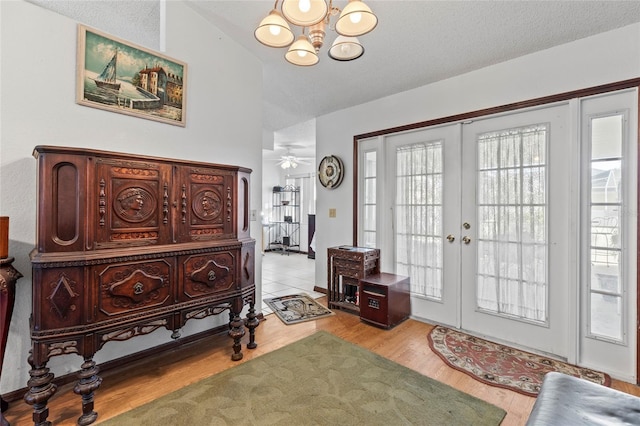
[177,166,235,242]
[96,259,173,318]
[33,267,85,330]
[96,159,173,247]
[180,251,237,300]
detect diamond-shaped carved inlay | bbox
[48,274,79,319]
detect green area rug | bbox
[100,331,506,425]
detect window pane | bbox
[522,166,545,205]
[364,178,376,203]
[362,231,376,248]
[588,113,625,341]
[396,141,443,300]
[364,150,377,175]
[590,293,622,340]
[591,264,621,294]
[476,124,548,323]
[363,205,376,230]
[591,160,621,203]
[592,115,622,159]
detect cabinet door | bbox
[96,158,173,247]
[176,166,236,242]
[32,267,86,330]
[179,251,238,301]
[95,259,173,320]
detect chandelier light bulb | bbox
[269,25,281,36]
[298,0,311,13]
[350,12,362,24]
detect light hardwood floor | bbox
[5,302,640,425]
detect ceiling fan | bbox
[274,148,313,169]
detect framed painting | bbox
[76,24,187,127]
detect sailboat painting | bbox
[92,50,121,91]
[76,24,187,127]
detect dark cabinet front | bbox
[28,146,258,426]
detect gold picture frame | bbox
[76,24,187,127]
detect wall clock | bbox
[318,155,344,189]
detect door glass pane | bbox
[590,293,622,340]
[362,150,377,248]
[396,141,443,300]
[476,124,548,323]
[588,115,624,341]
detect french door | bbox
[359,90,637,379]
[459,104,571,356]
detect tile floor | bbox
[261,251,324,316]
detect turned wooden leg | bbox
[228,299,245,361]
[73,358,102,426]
[245,302,259,350]
[24,354,57,426]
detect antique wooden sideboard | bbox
[26,146,258,425]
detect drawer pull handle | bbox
[363,290,386,298]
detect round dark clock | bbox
[318,155,344,189]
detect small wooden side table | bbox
[359,273,410,329]
[0,257,22,426]
[327,246,380,314]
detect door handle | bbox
[462,236,471,244]
[446,234,455,243]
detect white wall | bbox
[0,0,263,394]
[314,23,640,288]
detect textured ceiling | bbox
[26,1,640,155]
[186,0,640,142]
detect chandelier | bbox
[254,0,378,66]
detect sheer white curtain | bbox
[476,125,547,322]
[395,142,443,299]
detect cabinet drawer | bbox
[180,251,237,300]
[96,260,173,319]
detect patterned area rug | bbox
[264,293,334,325]
[101,331,506,425]
[428,326,611,396]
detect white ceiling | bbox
[186,0,640,143]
